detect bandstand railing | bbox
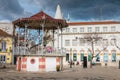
[14,47,65,55]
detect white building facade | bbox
[53,4,120,67]
[54,21,120,67]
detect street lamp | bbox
[70,48,72,68]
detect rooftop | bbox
[0,29,12,37]
[68,21,120,25]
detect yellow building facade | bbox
[0,29,12,64]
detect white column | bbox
[41,24,44,54]
[41,15,45,54]
[24,25,27,55]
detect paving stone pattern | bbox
[0,65,119,80]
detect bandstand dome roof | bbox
[12,11,68,30]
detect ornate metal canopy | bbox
[12,11,68,30]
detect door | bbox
[46,57,56,72]
[83,56,87,68]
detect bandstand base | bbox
[16,54,65,72]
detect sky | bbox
[0,0,120,22]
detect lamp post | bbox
[12,25,16,65]
[70,48,72,68]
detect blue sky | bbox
[0,0,120,22]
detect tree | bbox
[15,27,53,54]
[110,35,120,50]
[82,33,108,68]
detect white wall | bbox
[54,21,120,66]
[0,22,13,35]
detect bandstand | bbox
[12,11,68,72]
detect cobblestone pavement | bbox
[0,65,119,80]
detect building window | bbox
[66,28,70,32]
[80,53,84,61]
[0,55,6,63]
[79,38,85,46]
[104,53,108,62]
[111,38,116,46]
[111,26,116,32]
[72,39,77,46]
[66,54,69,61]
[65,40,70,46]
[73,53,77,61]
[80,27,84,32]
[103,27,107,32]
[112,53,116,62]
[88,53,92,61]
[103,39,108,46]
[1,41,6,52]
[95,27,100,32]
[73,28,77,33]
[88,27,92,32]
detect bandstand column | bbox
[27,29,30,55]
[37,26,41,54]
[38,35,40,54]
[42,24,45,54]
[24,24,27,55]
[41,15,45,54]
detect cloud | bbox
[0,0,24,20]
[1,0,120,21]
[27,0,120,21]
[0,0,33,21]
[0,20,10,23]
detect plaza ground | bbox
[0,65,120,80]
